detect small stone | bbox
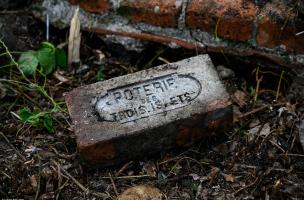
[216,65,235,80]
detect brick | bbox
[118,0,182,27]
[257,2,304,53]
[65,55,232,166]
[186,0,257,41]
[68,0,109,13]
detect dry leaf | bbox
[143,161,157,177]
[93,49,106,65]
[247,123,271,142]
[222,173,235,182]
[117,185,163,200]
[68,7,81,65]
[54,71,69,83]
[231,90,249,108]
[210,167,220,179]
[189,173,200,181]
[30,175,38,190]
[248,123,270,136]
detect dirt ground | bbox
[1,11,304,200]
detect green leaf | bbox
[28,110,43,127]
[37,47,56,75]
[249,86,255,97]
[97,69,106,81]
[19,107,32,122]
[18,51,39,76]
[19,107,55,133]
[43,114,55,133]
[19,108,40,126]
[40,41,55,51]
[55,48,67,68]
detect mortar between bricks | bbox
[65,55,233,167]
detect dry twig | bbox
[35,154,42,200]
[235,176,259,195]
[238,103,285,119]
[0,131,26,161]
[254,67,263,103]
[51,160,109,198]
[109,172,119,196]
[116,161,133,176]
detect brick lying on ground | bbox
[65,55,232,166]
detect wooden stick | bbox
[85,27,206,50]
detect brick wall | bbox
[36,0,304,69]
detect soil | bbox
[1,9,304,200]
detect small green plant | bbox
[97,68,106,81]
[19,107,55,133]
[0,38,67,134]
[249,86,255,97]
[18,41,67,76]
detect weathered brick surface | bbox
[59,0,304,67]
[257,2,304,53]
[186,0,257,41]
[69,0,109,13]
[65,55,232,166]
[119,0,182,27]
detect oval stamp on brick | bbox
[95,73,202,123]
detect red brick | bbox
[68,0,109,13]
[119,0,182,27]
[65,55,232,166]
[257,2,304,53]
[186,0,257,41]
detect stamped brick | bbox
[186,0,257,41]
[68,0,109,13]
[65,55,232,166]
[118,0,182,27]
[257,2,304,53]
